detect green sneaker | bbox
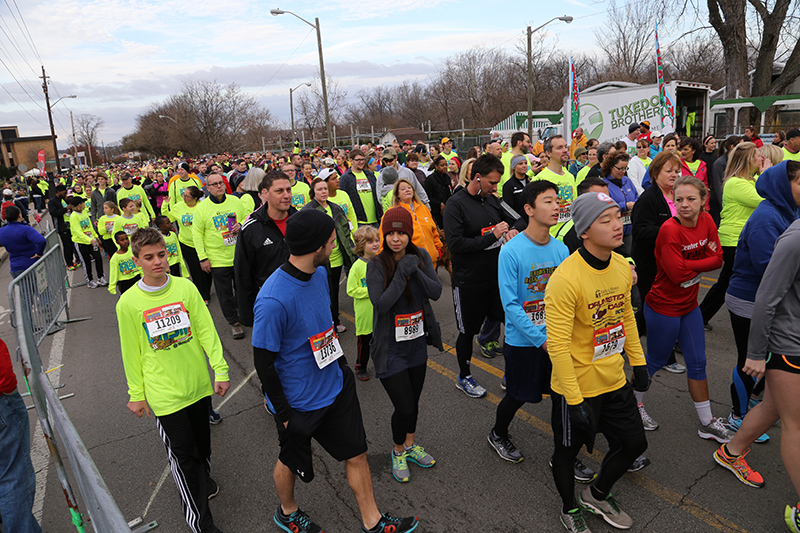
[406,443,435,468]
[786,503,800,533]
[392,450,410,482]
[479,340,502,359]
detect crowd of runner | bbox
[4,125,800,533]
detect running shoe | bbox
[704,323,713,332]
[231,322,245,340]
[579,486,633,529]
[362,514,418,533]
[785,503,800,533]
[548,459,598,483]
[727,413,769,443]
[638,404,659,431]
[336,324,347,334]
[67,265,78,271]
[627,455,651,472]
[392,450,410,482]
[748,397,762,411]
[455,375,487,398]
[273,506,323,533]
[97,276,109,286]
[664,362,686,374]
[87,280,98,289]
[713,445,764,488]
[561,508,593,532]
[479,340,501,359]
[500,375,507,391]
[488,431,524,463]
[209,408,222,425]
[355,369,369,381]
[698,417,736,443]
[207,477,220,499]
[406,443,435,467]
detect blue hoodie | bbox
[0,221,46,273]
[603,175,639,235]
[727,161,799,302]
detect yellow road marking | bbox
[339,311,747,532]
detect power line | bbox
[0,81,46,126]
[0,40,42,97]
[253,28,314,98]
[0,17,39,77]
[0,55,45,109]
[2,0,42,64]
[10,0,42,63]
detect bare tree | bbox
[593,1,658,83]
[75,114,104,149]
[296,73,348,140]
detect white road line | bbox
[142,369,256,517]
[31,271,72,522]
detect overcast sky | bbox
[1,0,663,147]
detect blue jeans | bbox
[0,391,42,532]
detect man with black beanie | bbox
[252,209,419,533]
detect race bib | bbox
[481,224,503,250]
[309,326,344,369]
[593,323,626,361]
[621,213,631,225]
[144,303,190,339]
[222,230,236,246]
[104,220,115,233]
[123,223,138,235]
[395,311,424,342]
[681,274,702,288]
[356,178,371,192]
[558,205,572,223]
[523,300,546,326]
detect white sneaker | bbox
[638,404,659,431]
[699,417,736,443]
[87,280,98,289]
[97,276,109,286]
[664,362,686,374]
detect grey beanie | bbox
[571,191,618,237]
[510,155,528,173]
[382,166,399,185]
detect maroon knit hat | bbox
[382,206,414,239]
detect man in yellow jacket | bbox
[569,127,588,160]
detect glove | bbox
[567,401,595,453]
[397,254,418,277]
[631,365,651,392]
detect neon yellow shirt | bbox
[192,195,246,267]
[329,190,357,230]
[536,166,576,237]
[783,147,800,162]
[69,210,98,245]
[498,151,515,198]
[164,176,203,212]
[166,201,198,248]
[346,257,373,335]
[718,177,763,247]
[108,248,140,295]
[685,159,701,175]
[576,165,592,185]
[290,180,311,209]
[117,184,156,220]
[97,214,118,241]
[113,214,149,248]
[117,276,229,416]
[353,170,377,223]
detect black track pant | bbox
[379,363,427,445]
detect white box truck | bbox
[560,80,712,143]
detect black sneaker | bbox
[362,514,418,533]
[548,458,597,483]
[487,430,524,463]
[273,506,323,533]
[207,478,219,500]
[209,408,222,425]
[627,455,651,472]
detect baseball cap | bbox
[382,147,397,160]
[786,128,800,140]
[3,188,12,196]
[317,168,338,181]
[403,139,413,145]
[641,120,651,128]
[441,137,451,144]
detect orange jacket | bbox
[380,200,443,262]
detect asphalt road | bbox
[1,222,791,533]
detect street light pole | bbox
[289,82,312,140]
[527,16,573,141]
[271,9,333,148]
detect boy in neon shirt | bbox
[108,231,141,295]
[156,215,188,277]
[118,227,230,533]
[113,198,149,245]
[69,197,107,288]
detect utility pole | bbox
[70,111,79,169]
[40,66,61,174]
[527,26,533,141]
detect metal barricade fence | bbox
[9,238,157,532]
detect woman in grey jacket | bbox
[714,216,800,532]
[367,206,443,484]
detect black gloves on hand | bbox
[631,365,651,392]
[567,401,595,453]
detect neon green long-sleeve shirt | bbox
[116,184,156,221]
[108,248,140,295]
[69,210,98,245]
[165,201,198,248]
[117,276,229,416]
[192,195,245,267]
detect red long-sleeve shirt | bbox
[0,338,17,394]
[646,213,723,317]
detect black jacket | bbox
[423,170,452,228]
[631,184,671,277]
[234,205,296,326]
[339,168,382,223]
[48,195,68,233]
[443,187,526,288]
[502,175,529,219]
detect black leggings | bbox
[380,363,427,446]
[101,238,116,259]
[75,243,104,282]
[328,265,343,327]
[180,242,212,301]
[700,246,736,325]
[455,333,473,378]
[493,396,525,439]
[729,310,765,417]
[356,334,372,372]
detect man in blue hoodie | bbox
[725,160,800,433]
[0,206,46,278]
